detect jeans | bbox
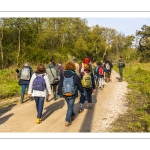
[65,97,75,122]
[21,84,29,94]
[34,97,45,118]
[80,88,92,104]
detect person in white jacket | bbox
[28,64,51,124]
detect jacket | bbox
[58,70,84,99]
[18,66,34,85]
[28,73,51,97]
[46,64,60,85]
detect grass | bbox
[0,67,21,101]
[109,62,150,132]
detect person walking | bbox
[28,64,51,124]
[104,59,113,83]
[58,61,64,75]
[118,56,125,82]
[46,59,60,101]
[18,62,34,103]
[57,61,84,126]
[79,63,96,112]
[96,62,105,90]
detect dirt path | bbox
[0,70,129,132]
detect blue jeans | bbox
[65,97,75,122]
[80,88,92,104]
[34,97,45,118]
[21,84,29,94]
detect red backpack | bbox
[98,66,104,75]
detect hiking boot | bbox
[20,93,24,104]
[36,118,41,124]
[89,106,92,109]
[65,122,71,126]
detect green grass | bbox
[0,67,21,101]
[111,63,150,132]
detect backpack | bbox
[32,74,46,91]
[46,67,58,84]
[81,72,92,88]
[106,63,110,70]
[98,66,104,76]
[62,75,76,97]
[20,68,30,80]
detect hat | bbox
[84,57,90,64]
[24,62,30,66]
[73,58,77,62]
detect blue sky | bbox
[86,18,150,36]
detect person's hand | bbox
[28,94,32,97]
[92,89,96,93]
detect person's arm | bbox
[75,75,84,94]
[91,73,96,89]
[44,75,52,95]
[28,73,35,95]
[57,74,63,96]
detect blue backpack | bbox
[33,74,46,91]
[62,75,76,97]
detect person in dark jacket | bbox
[18,62,34,103]
[57,61,84,127]
[104,59,113,83]
[79,63,96,112]
[118,56,125,82]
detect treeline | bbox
[0,17,146,69]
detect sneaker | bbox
[36,118,40,124]
[65,122,71,126]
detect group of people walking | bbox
[16,56,125,126]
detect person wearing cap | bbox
[18,62,34,103]
[73,58,79,76]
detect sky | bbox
[86,18,150,36]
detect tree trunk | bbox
[17,29,20,67]
[0,23,4,69]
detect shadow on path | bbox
[42,99,65,121]
[0,113,14,125]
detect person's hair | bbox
[84,63,90,71]
[64,61,76,71]
[120,56,122,59]
[35,64,46,73]
[50,59,56,65]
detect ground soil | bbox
[0,70,129,132]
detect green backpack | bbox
[81,72,92,88]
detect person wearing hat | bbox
[73,58,80,76]
[18,62,34,103]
